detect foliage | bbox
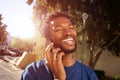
[0,14,8,44]
[27,0,120,67]
[10,36,33,52]
[114,72,120,80]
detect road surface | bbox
[0,56,23,80]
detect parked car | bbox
[0,42,8,54]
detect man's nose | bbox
[63,29,71,35]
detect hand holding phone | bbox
[45,42,66,80]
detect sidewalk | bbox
[0,56,19,64]
[0,56,23,80]
[0,51,35,69]
[0,55,23,70]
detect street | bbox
[0,56,23,80]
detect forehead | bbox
[50,17,72,26]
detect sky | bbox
[0,0,35,39]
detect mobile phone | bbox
[51,45,55,54]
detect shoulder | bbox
[76,61,98,79]
[75,60,93,71]
[21,59,46,79]
[25,59,45,71]
[22,60,45,76]
[21,59,54,80]
[65,60,98,80]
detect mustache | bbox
[62,35,76,41]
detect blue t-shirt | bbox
[21,59,98,80]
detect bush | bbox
[94,70,105,79]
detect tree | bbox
[0,14,8,46]
[10,37,33,52]
[27,0,120,68]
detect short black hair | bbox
[41,12,73,40]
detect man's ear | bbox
[49,28,55,43]
[49,35,54,42]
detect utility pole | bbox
[81,13,88,63]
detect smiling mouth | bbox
[62,38,75,45]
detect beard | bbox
[54,42,77,54]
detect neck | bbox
[62,53,75,67]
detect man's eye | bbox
[54,29,62,32]
[68,23,73,26]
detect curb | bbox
[0,56,22,70]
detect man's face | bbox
[49,16,77,53]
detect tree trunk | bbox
[89,33,120,69]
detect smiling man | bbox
[21,12,98,80]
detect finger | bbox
[52,48,61,63]
[45,43,54,63]
[57,52,65,63]
[51,48,61,75]
[56,52,65,72]
[45,42,54,53]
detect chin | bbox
[61,44,76,54]
[54,42,76,54]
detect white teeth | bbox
[63,38,73,42]
[62,38,74,45]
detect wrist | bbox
[59,78,66,80]
[58,77,66,80]
[54,76,65,80]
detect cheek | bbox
[49,32,62,42]
[73,30,77,36]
